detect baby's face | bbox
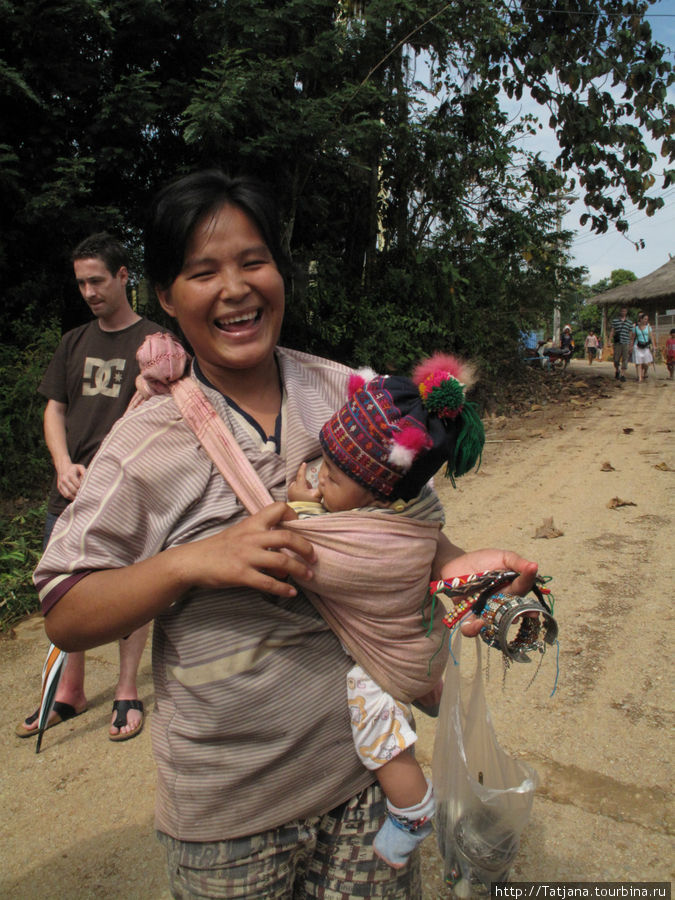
[318,454,377,512]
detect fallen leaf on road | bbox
[607,497,637,509]
[534,516,564,538]
[601,462,616,471]
[654,462,674,471]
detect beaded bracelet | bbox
[478,591,558,661]
[433,570,558,663]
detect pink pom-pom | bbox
[388,424,432,470]
[348,372,366,398]
[412,353,464,386]
[396,424,433,453]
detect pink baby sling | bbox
[132,334,448,702]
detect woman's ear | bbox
[156,288,176,318]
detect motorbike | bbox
[542,346,572,370]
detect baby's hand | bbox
[288,462,322,503]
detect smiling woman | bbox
[34,169,538,899]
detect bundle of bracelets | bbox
[429,570,559,664]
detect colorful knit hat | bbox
[319,354,485,501]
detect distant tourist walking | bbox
[631,312,654,383]
[584,330,599,365]
[610,307,633,381]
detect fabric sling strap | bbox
[172,376,275,514]
[131,333,448,701]
[129,333,272,513]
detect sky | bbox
[528,3,675,285]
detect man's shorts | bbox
[613,342,630,370]
[158,783,421,899]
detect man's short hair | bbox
[71,232,129,277]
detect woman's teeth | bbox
[216,310,260,331]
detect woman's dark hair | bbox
[144,170,290,290]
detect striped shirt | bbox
[35,348,378,841]
[611,316,633,344]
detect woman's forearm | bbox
[44,502,319,651]
[44,544,193,651]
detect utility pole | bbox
[553,169,562,344]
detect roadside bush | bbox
[0,325,59,499]
[0,500,45,630]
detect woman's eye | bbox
[188,270,214,280]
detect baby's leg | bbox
[376,747,428,808]
[373,753,435,869]
[347,665,435,869]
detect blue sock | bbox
[373,780,435,869]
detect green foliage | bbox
[0,501,45,630]
[0,325,60,498]
[588,268,638,296]
[0,0,672,403]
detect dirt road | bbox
[1,359,673,898]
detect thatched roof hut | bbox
[590,257,675,310]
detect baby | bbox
[287,355,484,868]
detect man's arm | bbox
[43,399,86,501]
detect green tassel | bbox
[425,379,465,415]
[444,400,485,486]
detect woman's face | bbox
[157,204,285,387]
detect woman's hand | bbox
[438,547,538,637]
[175,501,317,598]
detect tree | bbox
[588,268,639,296]
[0,0,672,366]
[0,0,229,338]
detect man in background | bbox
[16,233,168,743]
[610,306,633,382]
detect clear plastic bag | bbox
[432,631,538,896]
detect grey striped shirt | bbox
[36,348,377,841]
